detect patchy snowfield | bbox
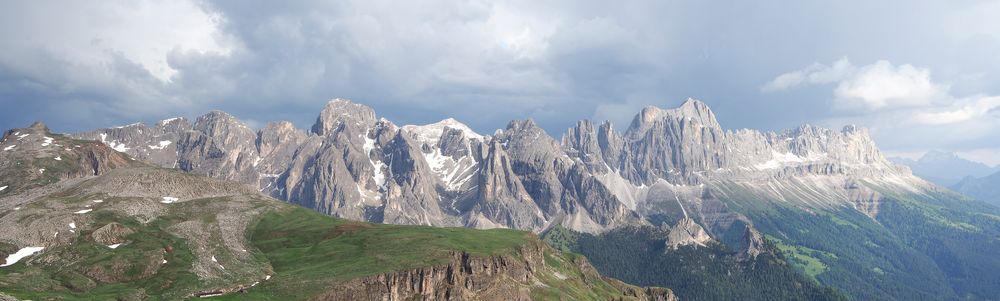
[161,197,179,204]
[1,247,45,267]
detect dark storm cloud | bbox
[2,0,1000,164]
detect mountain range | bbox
[889,151,999,187]
[3,98,1000,300]
[73,98,918,235]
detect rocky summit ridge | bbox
[69,98,936,240]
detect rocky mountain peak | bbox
[628,99,721,137]
[156,117,185,126]
[505,118,540,133]
[677,98,716,120]
[156,117,191,132]
[501,119,563,163]
[28,121,49,133]
[841,124,864,134]
[312,98,377,135]
[194,111,250,134]
[401,117,482,147]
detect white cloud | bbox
[781,57,1000,165]
[911,96,1000,125]
[761,57,854,92]
[763,58,948,111]
[0,0,231,82]
[833,61,947,110]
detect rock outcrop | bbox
[666,217,712,249]
[0,122,137,196]
[737,225,766,261]
[314,242,677,301]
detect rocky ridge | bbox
[70,98,936,243]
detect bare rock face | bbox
[619,100,727,185]
[470,138,543,230]
[666,217,712,250]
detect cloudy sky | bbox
[2,0,1000,165]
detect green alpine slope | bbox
[713,180,1000,300]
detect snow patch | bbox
[107,243,122,249]
[0,186,7,192]
[41,136,54,146]
[754,151,828,170]
[38,168,45,174]
[54,156,61,161]
[92,199,103,203]
[211,255,225,269]
[148,140,172,150]
[162,259,168,264]
[109,142,129,152]
[160,117,181,124]
[1,247,44,267]
[363,130,387,191]
[112,122,142,129]
[16,133,29,139]
[99,133,130,152]
[3,145,15,151]
[74,209,93,214]
[160,197,179,204]
[69,222,76,229]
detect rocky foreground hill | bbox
[0,123,677,300]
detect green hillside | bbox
[0,174,672,300]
